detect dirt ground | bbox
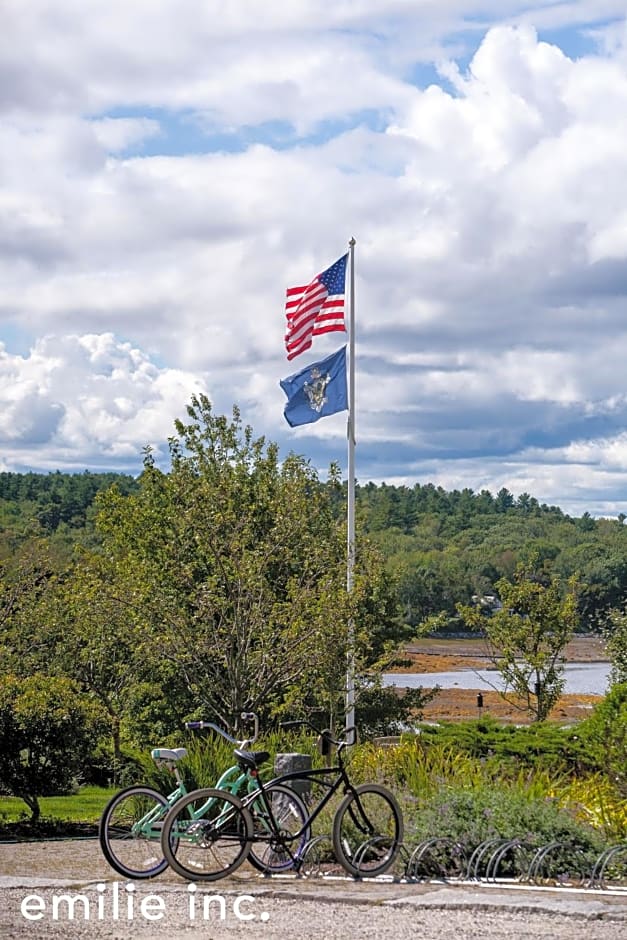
[1,842,626,940]
[399,635,608,724]
[417,687,602,724]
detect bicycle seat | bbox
[234,748,270,770]
[151,747,188,762]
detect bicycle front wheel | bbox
[246,784,311,873]
[99,785,170,879]
[161,788,253,882]
[332,783,403,878]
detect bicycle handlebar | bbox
[185,712,259,748]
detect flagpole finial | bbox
[349,236,356,247]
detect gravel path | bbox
[1,840,625,940]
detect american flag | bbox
[284,254,348,360]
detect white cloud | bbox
[91,117,161,153]
[0,334,204,470]
[1,6,627,514]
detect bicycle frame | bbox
[129,714,262,839]
[130,767,261,838]
[240,759,355,869]
[235,722,384,871]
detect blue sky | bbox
[2,1,627,516]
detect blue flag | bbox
[280,346,348,427]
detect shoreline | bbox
[415,687,603,724]
[398,634,609,674]
[396,635,609,724]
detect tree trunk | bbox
[111,714,121,785]
[20,793,40,822]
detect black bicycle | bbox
[160,720,403,880]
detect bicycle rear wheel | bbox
[161,788,253,882]
[246,784,311,873]
[99,785,170,879]
[332,783,403,878]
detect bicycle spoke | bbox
[332,784,403,878]
[246,784,310,873]
[99,786,170,879]
[161,788,253,881]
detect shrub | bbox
[0,674,107,820]
[356,683,437,737]
[577,684,627,799]
[414,717,588,773]
[406,785,605,878]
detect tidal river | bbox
[383,662,611,695]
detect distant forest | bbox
[2,470,627,631]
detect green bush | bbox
[406,785,605,878]
[577,683,627,797]
[414,717,588,773]
[0,674,107,820]
[356,683,437,737]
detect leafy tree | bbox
[34,550,192,775]
[0,674,106,820]
[603,607,627,684]
[0,538,57,673]
[578,683,627,799]
[82,396,402,733]
[355,682,436,738]
[457,563,580,721]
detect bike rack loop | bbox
[527,840,592,886]
[405,837,467,882]
[588,843,627,889]
[484,838,535,882]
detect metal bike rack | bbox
[299,835,344,877]
[285,830,627,890]
[466,838,512,881]
[483,838,535,882]
[405,837,467,882]
[588,843,627,889]
[527,840,592,887]
[352,835,404,880]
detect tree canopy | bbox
[49,396,403,734]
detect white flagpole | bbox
[346,237,356,736]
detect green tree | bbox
[0,674,106,820]
[603,607,627,684]
[457,563,580,721]
[579,683,627,799]
[0,538,57,674]
[82,396,400,733]
[35,551,191,775]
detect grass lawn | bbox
[0,786,115,825]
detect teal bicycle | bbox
[98,713,305,879]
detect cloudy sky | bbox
[2,1,627,516]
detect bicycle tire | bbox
[332,783,403,878]
[99,785,171,879]
[160,787,253,882]
[245,783,311,873]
